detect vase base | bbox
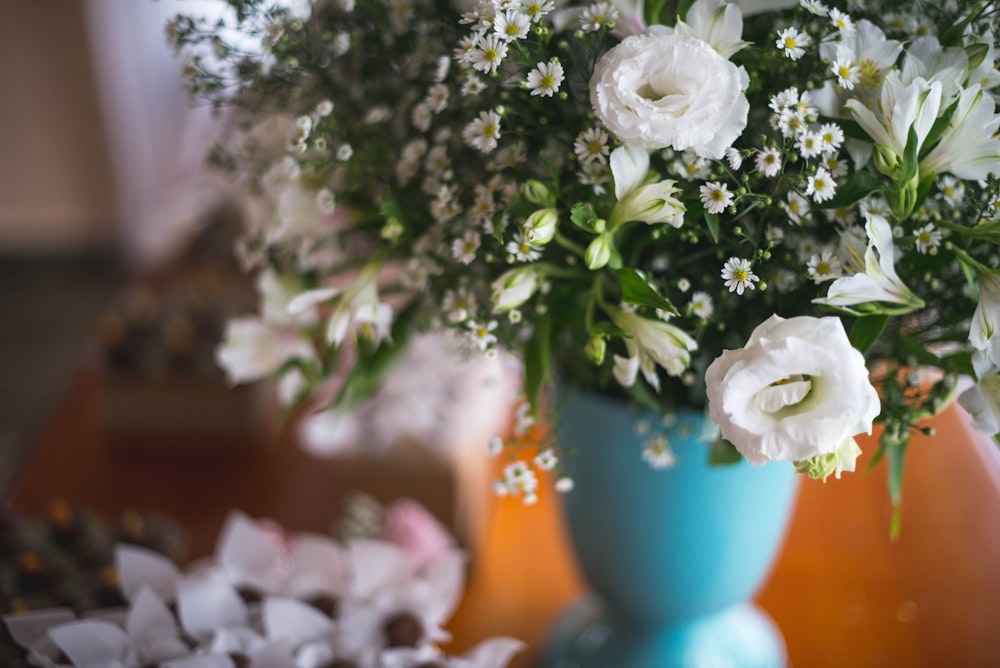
[543,595,786,668]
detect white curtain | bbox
[83,0,231,267]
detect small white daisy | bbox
[555,477,574,493]
[467,318,498,351]
[522,0,555,22]
[452,230,481,264]
[676,277,690,292]
[494,9,530,41]
[462,109,502,153]
[580,1,619,32]
[461,73,487,97]
[534,448,559,471]
[914,223,942,254]
[470,34,508,74]
[776,27,810,61]
[939,175,965,207]
[831,55,860,90]
[574,127,610,164]
[506,232,543,262]
[503,460,539,496]
[829,8,855,34]
[823,155,849,178]
[784,192,811,224]
[526,59,565,97]
[689,291,714,318]
[799,0,828,15]
[756,147,782,177]
[806,249,843,283]
[699,181,735,215]
[724,147,743,170]
[487,435,505,455]
[578,160,609,194]
[796,131,824,159]
[642,436,677,470]
[818,123,844,155]
[721,257,759,295]
[806,167,837,203]
[443,286,476,323]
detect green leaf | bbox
[570,203,602,233]
[848,315,888,354]
[818,168,882,210]
[705,212,721,244]
[614,268,679,315]
[523,312,553,417]
[708,438,743,466]
[902,125,919,184]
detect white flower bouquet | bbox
[171,0,1000,520]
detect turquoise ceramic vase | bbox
[543,385,799,668]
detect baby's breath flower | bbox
[526,59,565,97]
[463,109,502,153]
[574,127,610,164]
[470,34,508,74]
[832,54,860,90]
[467,317,498,351]
[756,147,782,177]
[690,291,714,318]
[642,436,677,469]
[914,223,942,254]
[800,0,828,14]
[534,448,558,471]
[806,167,837,203]
[494,9,530,42]
[776,27,811,61]
[796,131,823,159]
[829,8,855,35]
[580,1,619,32]
[452,230,482,264]
[721,257,759,295]
[700,181,735,214]
[807,249,843,283]
[725,147,743,170]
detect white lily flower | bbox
[959,350,1000,437]
[920,85,1000,180]
[969,270,1000,367]
[676,0,748,58]
[815,214,922,312]
[607,305,698,391]
[609,145,685,228]
[844,72,942,171]
[288,264,394,346]
[900,35,968,102]
[215,317,317,385]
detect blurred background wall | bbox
[0,0,117,255]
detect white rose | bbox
[705,314,880,466]
[590,32,749,159]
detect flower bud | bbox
[610,179,685,228]
[794,437,862,482]
[523,208,558,245]
[584,334,606,365]
[585,233,613,270]
[522,180,555,207]
[491,266,540,312]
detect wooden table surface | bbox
[6,368,1000,667]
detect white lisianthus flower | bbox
[590,31,750,159]
[705,314,880,466]
[606,305,698,391]
[608,145,686,227]
[491,266,541,312]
